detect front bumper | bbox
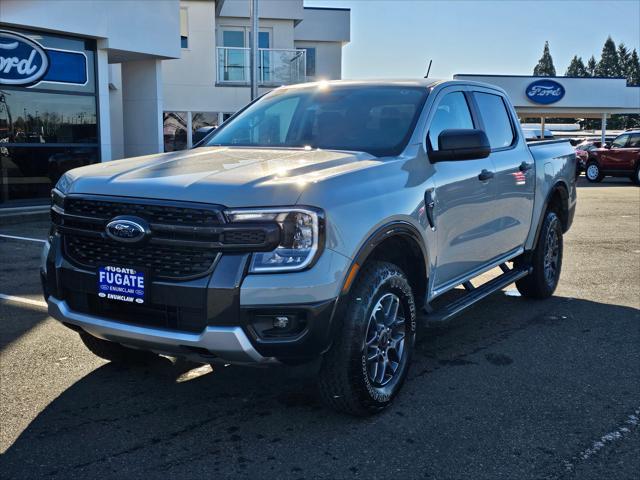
[43,233,345,365]
[48,297,272,364]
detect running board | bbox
[424,265,531,323]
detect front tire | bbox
[79,331,157,364]
[515,210,563,299]
[631,163,640,186]
[585,161,603,183]
[318,261,417,416]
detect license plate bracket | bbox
[98,265,146,304]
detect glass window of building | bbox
[163,112,188,152]
[192,112,220,144]
[0,28,98,207]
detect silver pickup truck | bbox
[42,79,576,415]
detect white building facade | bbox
[0,0,350,207]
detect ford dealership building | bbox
[0,0,350,208]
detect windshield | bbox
[204,85,428,157]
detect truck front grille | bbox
[64,235,219,279]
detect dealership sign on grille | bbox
[0,30,88,87]
[526,79,565,105]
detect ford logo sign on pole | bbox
[0,30,49,86]
[526,79,565,105]
[105,218,149,243]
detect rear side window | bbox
[474,92,515,149]
[428,92,474,150]
[626,134,640,148]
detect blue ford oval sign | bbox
[526,79,565,105]
[0,30,49,86]
[106,218,148,243]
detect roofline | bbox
[303,6,351,11]
[455,73,629,80]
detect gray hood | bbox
[65,147,379,207]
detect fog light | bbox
[273,316,290,329]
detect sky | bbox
[305,0,640,80]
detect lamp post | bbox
[250,0,259,100]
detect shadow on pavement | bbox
[1,295,638,479]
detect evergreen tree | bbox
[628,49,640,86]
[586,55,597,76]
[565,55,587,77]
[617,42,631,77]
[533,41,556,76]
[595,36,621,77]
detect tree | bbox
[617,42,631,77]
[628,49,640,86]
[565,55,588,77]
[595,36,621,77]
[586,55,597,76]
[533,41,556,76]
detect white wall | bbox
[294,41,342,80]
[218,0,304,22]
[294,8,350,43]
[1,0,181,60]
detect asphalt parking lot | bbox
[0,178,638,479]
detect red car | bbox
[585,130,640,184]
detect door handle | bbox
[519,161,533,172]
[424,189,436,231]
[478,169,494,181]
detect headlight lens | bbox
[225,208,323,273]
[54,173,72,195]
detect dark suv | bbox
[585,130,640,184]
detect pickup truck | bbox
[583,130,640,184]
[41,79,576,416]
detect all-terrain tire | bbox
[515,210,563,299]
[318,261,417,416]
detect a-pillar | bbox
[121,59,164,158]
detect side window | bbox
[474,92,514,149]
[428,92,474,151]
[611,134,628,148]
[627,134,640,148]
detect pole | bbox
[250,0,259,100]
[540,116,545,139]
[601,113,607,145]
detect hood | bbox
[65,147,380,207]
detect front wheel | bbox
[631,163,640,186]
[585,162,603,183]
[318,261,417,416]
[515,210,563,299]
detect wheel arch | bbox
[340,221,429,307]
[532,181,570,249]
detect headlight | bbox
[224,207,324,273]
[54,173,72,195]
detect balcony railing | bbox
[216,47,306,86]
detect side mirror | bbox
[429,129,491,162]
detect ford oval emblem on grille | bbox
[105,217,149,243]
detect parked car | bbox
[574,141,601,177]
[522,127,554,141]
[42,80,576,415]
[585,130,640,184]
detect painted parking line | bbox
[0,234,47,244]
[0,293,48,309]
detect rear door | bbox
[427,87,499,291]
[469,88,535,255]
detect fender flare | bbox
[531,180,570,249]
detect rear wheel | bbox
[631,164,640,186]
[79,331,157,364]
[585,162,603,183]
[515,210,563,299]
[318,261,416,416]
